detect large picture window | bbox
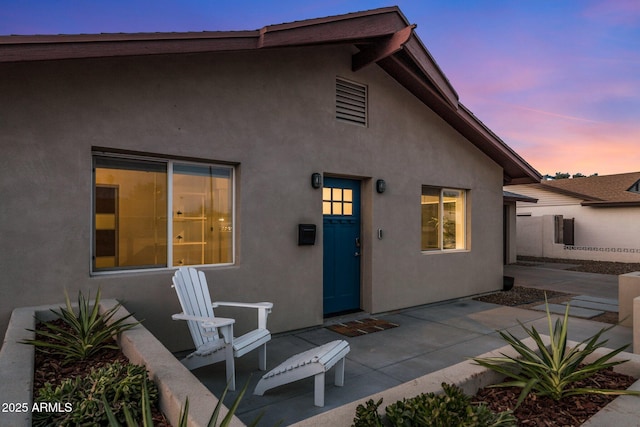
[93,154,233,272]
[421,186,466,251]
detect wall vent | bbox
[336,78,367,126]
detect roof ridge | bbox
[260,6,406,32]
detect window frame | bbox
[91,152,235,274]
[421,186,468,253]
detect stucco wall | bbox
[516,216,544,257]
[0,46,504,350]
[517,214,640,263]
[503,203,518,264]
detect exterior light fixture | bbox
[311,173,322,189]
[376,179,386,193]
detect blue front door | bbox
[323,177,361,315]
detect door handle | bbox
[355,252,361,257]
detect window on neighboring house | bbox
[421,186,466,251]
[93,154,234,272]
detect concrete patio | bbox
[190,264,633,426]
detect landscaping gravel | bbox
[517,256,640,275]
[471,257,640,425]
[473,256,639,324]
[473,286,570,307]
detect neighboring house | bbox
[0,7,540,351]
[508,172,640,263]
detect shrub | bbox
[104,377,266,427]
[352,383,515,427]
[353,398,384,427]
[473,296,640,406]
[32,361,157,426]
[21,287,139,362]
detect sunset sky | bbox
[2,1,638,177]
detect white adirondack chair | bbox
[171,267,273,391]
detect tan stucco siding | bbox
[0,45,503,350]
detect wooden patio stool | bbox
[253,340,350,407]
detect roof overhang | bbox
[0,7,541,184]
[503,191,538,203]
[581,201,640,208]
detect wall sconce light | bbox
[376,179,386,194]
[311,173,322,189]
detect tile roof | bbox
[540,172,640,206]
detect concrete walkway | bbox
[504,263,619,299]
[193,264,631,426]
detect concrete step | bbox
[571,295,618,306]
[565,299,618,313]
[532,303,604,319]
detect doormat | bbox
[326,318,399,337]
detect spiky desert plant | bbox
[21,287,139,362]
[473,295,640,407]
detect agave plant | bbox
[473,295,640,407]
[21,287,139,362]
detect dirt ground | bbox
[516,256,640,275]
[473,256,638,324]
[471,257,638,425]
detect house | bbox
[508,172,640,263]
[0,7,540,351]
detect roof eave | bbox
[503,193,538,203]
[581,201,640,208]
[0,7,409,63]
[374,52,540,184]
[0,31,262,62]
[456,104,541,184]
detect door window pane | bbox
[323,201,332,215]
[332,202,342,215]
